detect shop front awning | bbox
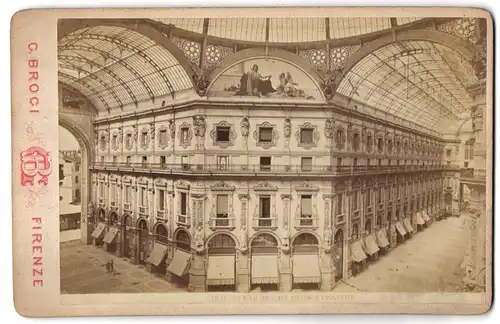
[167,249,192,277]
[403,218,414,233]
[251,254,279,284]
[362,234,379,255]
[206,255,235,286]
[395,221,407,236]
[422,211,431,222]
[350,240,367,263]
[91,222,106,239]
[292,254,320,283]
[415,212,425,225]
[145,243,169,266]
[103,227,119,244]
[375,229,390,248]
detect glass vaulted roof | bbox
[58,25,193,112]
[337,40,477,129]
[153,17,420,42]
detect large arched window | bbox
[464,138,475,161]
[155,223,169,245]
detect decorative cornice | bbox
[253,181,278,191]
[175,180,190,190]
[210,181,235,191]
[295,181,320,192]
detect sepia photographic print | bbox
[12,7,492,316]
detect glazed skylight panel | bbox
[329,18,391,39]
[209,18,266,42]
[396,17,424,26]
[154,18,205,33]
[269,18,326,43]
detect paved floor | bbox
[61,216,471,294]
[60,241,187,294]
[335,216,469,293]
[60,229,81,243]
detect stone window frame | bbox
[295,122,320,150]
[157,125,169,149]
[99,134,107,151]
[253,121,279,149]
[386,133,394,155]
[154,179,168,219]
[111,132,119,151]
[364,129,374,153]
[351,130,361,152]
[177,122,193,149]
[140,128,150,150]
[252,181,278,223]
[210,121,237,149]
[175,180,191,227]
[334,124,346,150]
[124,130,134,151]
[209,181,236,230]
[294,181,320,228]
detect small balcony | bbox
[252,217,278,229]
[177,214,191,227]
[139,206,148,216]
[294,216,318,229]
[352,210,360,219]
[110,201,116,208]
[98,198,104,208]
[209,217,235,230]
[123,202,131,212]
[335,214,346,224]
[156,210,166,219]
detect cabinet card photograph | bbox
[11,7,493,317]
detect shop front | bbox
[362,218,379,261]
[103,211,119,254]
[394,220,407,243]
[333,229,344,281]
[136,218,149,265]
[250,233,279,291]
[206,234,236,292]
[121,214,134,260]
[291,233,321,290]
[167,229,192,286]
[91,208,106,246]
[402,217,415,237]
[415,211,425,231]
[146,223,169,274]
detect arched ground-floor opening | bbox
[145,222,170,275]
[91,208,106,247]
[136,219,150,265]
[348,222,367,277]
[250,233,279,292]
[166,228,192,286]
[333,229,344,281]
[206,234,236,292]
[121,214,134,260]
[291,233,321,290]
[362,217,380,262]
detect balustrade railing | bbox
[294,216,318,229]
[209,217,235,229]
[93,162,449,175]
[252,217,278,229]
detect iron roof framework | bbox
[58,25,193,112]
[337,40,477,129]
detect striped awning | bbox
[403,218,414,233]
[415,213,425,225]
[167,249,192,277]
[91,222,106,239]
[350,240,367,263]
[292,254,320,283]
[145,243,168,266]
[422,211,431,222]
[395,221,407,236]
[362,234,379,255]
[375,229,390,248]
[206,255,235,286]
[251,254,279,284]
[103,227,119,244]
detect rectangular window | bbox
[378,188,382,204]
[99,183,104,198]
[259,196,271,218]
[301,157,312,172]
[259,127,273,143]
[446,149,452,157]
[100,156,104,163]
[126,133,132,147]
[158,189,165,211]
[181,155,189,169]
[142,156,147,166]
[388,186,392,201]
[75,165,80,172]
[124,185,131,204]
[353,158,358,167]
[180,192,187,215]
[216,126,230,142]
[301,195,312,217]
[75,176,79,184]
[378,159,382,166]
[366,189,371,207]
[126,156,131,165]
[336,193,343,215]
[159,129,167,146]
[367,158,370,166]
[112,135,118,148]
[112,156,117,164]
[300,128,313,144]
[110,184,116,202]
[260,156,271,171]
[352,191,359,211]
[181,128,189,145]
[160,156,166,166]
[141,131,148,146]
[337,157,342,166]
[216,195,229,218]
[218,156,229,170]
[140,187,147,206]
